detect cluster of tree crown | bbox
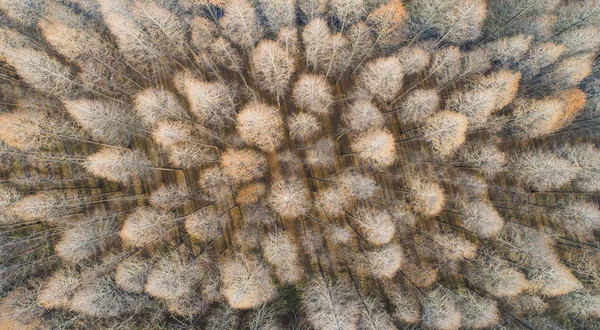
[0,0,599,329]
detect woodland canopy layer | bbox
[0,0,600,329]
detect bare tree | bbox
[503,294,549,317]
[145,253,200,300]
[366,0,408,51]
[130,0,186,58]
[293,74,334,115]
[38,14,110,63]
[388,200,418,227]
[64,99,143,145]
[421,287,462,330]
[208,37,245,72]
[496,227,582,294]
[350,129,397,167]
[315,186,351,218]
[0,185,20,210]
[408,178,445,216]
[167,291,208,319]
[55,210,118,263]
[553,0,600,34]
[185,205,226,242]
[244,301,286,330]
[396,89,439,124]
[220,0,263,49]
[459,199,504,238]
[0,27,34,61]
[84,148,154,183]
[342,105,382,142]
[184,78,237,129]
[410,0,486,44]
[302,18,332,72]
[538,53,595,92]
[0,286,46,328]
[481,70,522,110]
[350,207,396,246]
[262,231,303,283]
[347,22,375,68]
[289,112,321,140]
[321,33,351,79]
[278,150,305,178]
[236,183,267,205]
[356,56,403,103]
[205,303,242,330]
[269,30,295,60]
[38,269,79,310]
[198,167,233,205]
[151,120,195,148]
[385,283,420,324]
[252,40,295,97]
[133,88,189,127]
[336,172,378,201]
[149,184,194,211]
[562,143,600,192]
[269,178,310,218]
[220,253,276,309]
[558,291,600,320]
[446,87,496,127]
[306,137,337,169]
[432,232,477,261]
[9,190,88,223]
[70,274,139,318]
[356,295,396,330]
[298,0,327,21]
[497,222,558,268]
[447,70,521,126]
[99,0,162,65]
[191,15,239,74]
[330,0,366,31]
[4,47,77,98]
[402,259,438,288]
[221,148,268,184]
[484,0,559,39]
[169,142,217,169]
[508,150,579,192]
[506,97,566,138]
[396,45,430,75]
[518,42,566,78]
[190,15,218,51]
[236,102,285,152]
[484,35,532,67]
[0,0,44,26]
[356,243,403,279]
[328,224,353,245]
[557,26,600,56]
[455,142,507,176]
[430,46,463,86]
[421,111,468,157]
[119,207,176,248]
[115,256,152,294]
[528,262,583,297]
[258,0,295,33]
[549,201,600,241]
[303,277,361,330]
[460,48,491,78]
[0,110,87,152]
[456,289,500,329]
[554,88,587,127]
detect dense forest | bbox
[0,0,599,329]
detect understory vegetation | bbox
[1,0,600,329]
